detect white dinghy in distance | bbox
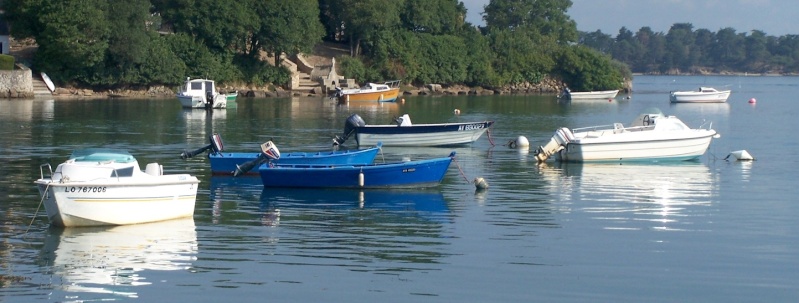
[41,72,55,92]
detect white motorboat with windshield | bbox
[34,148,200,227]
[670,87,730,103]
[533,108,719,162]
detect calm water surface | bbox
[1,75,797,302]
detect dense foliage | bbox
[4,0,626,91]
[580,23,799,74]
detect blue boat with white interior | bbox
[180,134,382,175]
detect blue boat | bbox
[210,143,382,176]
[258,152,455,189]
[180,134,382,175]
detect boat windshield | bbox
[70,148,137,163]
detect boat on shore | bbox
[559,88,619,100]
[257,143,454,189]
[670,87,731,103]
[180,134,383,175]
[332,113,494,147]
[177,78,237,109]
[34,148,200,227]
[334,80,401,103]
[533,108,719,163]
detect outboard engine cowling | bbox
[533,127,574,162]
[233,141,282,177]
[333,113,366,146]
[181,133,225,159]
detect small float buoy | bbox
[507,135,529,148]
[724,150,755,161]
[474,177,489,190]
[454,108,460,115]
[515,135,529,148]
[749,98,756,104]
[401,98,405,103]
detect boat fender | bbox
[724,150,755,161]
[358,171,364,187]
[379,94,384,101]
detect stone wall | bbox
[0,63,34,98]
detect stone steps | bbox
[32,75,53,96]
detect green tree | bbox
[329,0,403,56]
[483,0,577,44]
[34,0,110,83]
[400,0,466,35]
[153,0,256,55]
[744,30,769,71]
[664,23,695,71]
[712,27,745,70]
[254,0,324,66]
[555,45,622,91]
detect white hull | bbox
[356,125,490,147]
[34,148,200,227]
[563,90,619,100]
[534,110,718,163]
[178,94,227,108]
[36,179,198,227]
[670,88,730,103]
[557,131,716,162]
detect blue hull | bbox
[209,145,381,175]
[258,153,454,188]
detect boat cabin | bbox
[180,78,217,98]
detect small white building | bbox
[0,14,8,54]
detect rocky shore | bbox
[47,76,580,99]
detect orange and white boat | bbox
[334,80,401,103]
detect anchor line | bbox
[451,157,471,183]
[26,183,50,235]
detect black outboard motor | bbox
[233,141,281,177]
[181,133,224,159]
[333,113,366,146]
[205,91,214,110]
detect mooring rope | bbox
[25,183,49,235]
[451,157,471,183]
[487,128,496,146]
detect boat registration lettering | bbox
[402,168,416,173]
[458,124,484,131]
[65,186,107,193]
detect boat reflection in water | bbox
[41,218,198,299]
[208,176,451,226]
[539,161,718,231]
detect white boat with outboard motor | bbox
[333,113,494,147]
[533,108,719,162]
[177,77,238,109]
[34,148,200,227]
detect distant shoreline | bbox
[633,72,799,77]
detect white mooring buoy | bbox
[508,135,529,148]
[725,150,755,161]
